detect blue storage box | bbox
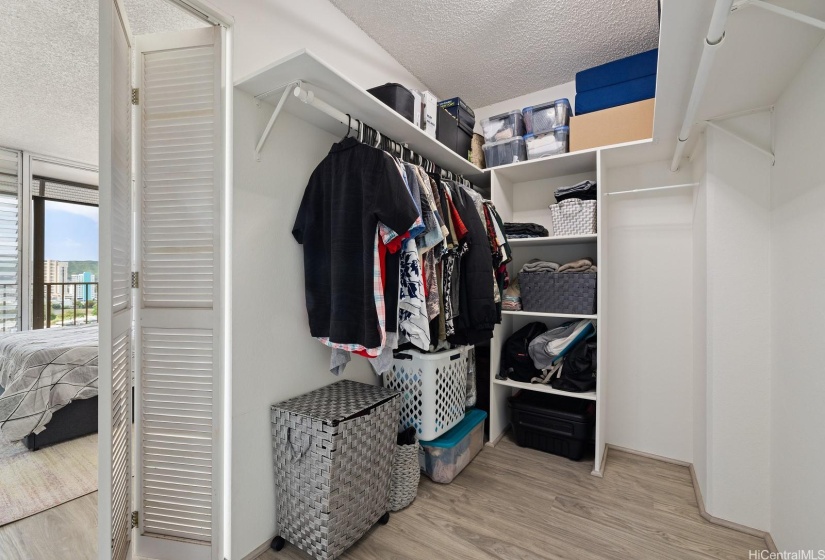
[438,97,475,129]
[576,48,659,93]
[574,74,657,115]
[419,408,487,483]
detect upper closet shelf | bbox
[491,149,597,184]
[235,49,489,188]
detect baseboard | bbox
[240,538,274,560]
[604,444,776,552]
[485,427,508,448]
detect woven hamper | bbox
[270,380,401,560]
[388,442,420,511]
[549,198,597,236]
[520,270,597,315]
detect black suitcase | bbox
[368,83,415,123]
[509,391,595,460]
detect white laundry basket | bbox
[550,198,597,236]
[383,347,469,441]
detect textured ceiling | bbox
[328,0,661,108]
[0,0,207,166]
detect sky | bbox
[44,201,99,261]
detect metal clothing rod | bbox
[607,183,699,196]
[671,0,735,172]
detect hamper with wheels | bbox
[270,380,401,560]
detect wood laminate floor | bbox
[0,436,768,560]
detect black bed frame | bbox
[24,396,99,451]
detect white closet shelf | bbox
[502,310,597,320]
[493,378,597,401]
[507,234,597,247]
[235,49,488,187]
[491,149,598,183]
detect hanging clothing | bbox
[398,238,430,350]
[292,137,419,350]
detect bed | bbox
[0,325,98,450]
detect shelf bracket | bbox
[704,120,775,165]
[734,0,825,30]
[254,80,301,161]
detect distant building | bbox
[44,260,68,298]
[70,272,97,302]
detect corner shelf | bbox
[502,310,597,320]
[493,378,597,401]
[490,149,598,183]
[507,234,597,247]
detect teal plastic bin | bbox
[419,409,487,483]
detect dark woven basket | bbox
[519,270,597,315]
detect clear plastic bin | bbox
[523,98,572,134]
[480,110,524,143]
[419,408,487,483]
[525,126,569,159]
[482,136,526,168]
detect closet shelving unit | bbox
[236,48,655,478]
[487,146,610,477]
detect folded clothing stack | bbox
[503,222,549,239]
[520,257,596,275]
[554,180,597,202]
[501,277,522,311]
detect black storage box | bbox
[368,83,415,123]
[509,391,595,460]
[437,107,473,161]
[438,97,475,129]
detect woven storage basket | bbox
[520,270,597,315]
[471,133,486,168]
[271,380,401,560]
[389,442,420,511]
[550,199,597,236]
[384,347,468,441]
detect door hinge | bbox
[131,271,139,289]
[131,511,139,528]
[131,88,139,105]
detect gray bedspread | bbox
[0,325,98,440]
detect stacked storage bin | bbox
[481,111,526,167]
[522,98,572,159]
[437,97,475,160]
[574,49,658,115]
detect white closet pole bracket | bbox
[607,183,699,196]
[254,80,301,161]
[704,120,775,164]
[735,0,825,30]
[670,0,736,172]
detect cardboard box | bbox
[410,89,422,129]
[569,98,654,152]
[421,90,438,138]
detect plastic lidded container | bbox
[419,408,487,483]
[523,98,572,135]
[482,136,527,168]
[480,110,525,143]
[524,126,569,160]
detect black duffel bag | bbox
[500,322,547,383]
[551,335,597,392]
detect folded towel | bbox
[521,259,560,274]
[558,257,593,273]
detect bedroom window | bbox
[31,178,99,329]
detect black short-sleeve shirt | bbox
[292,138,419,348]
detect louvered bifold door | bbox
[0,148,21,333]
[99,1,134,559]
[135,26,222,560]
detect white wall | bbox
[691,141,708,495]
[770,38,825,552]
[602,159,695,463]
[702,124,772,531]
[220,1,437,558]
